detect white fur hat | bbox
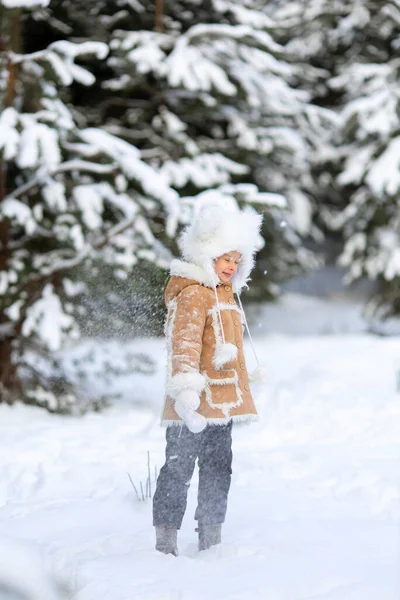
[179,203,263,291]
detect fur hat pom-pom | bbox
[213,343,238,369]
[250,365,267,385]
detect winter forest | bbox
[1,1,400,599]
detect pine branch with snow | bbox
[104,0,330,296]
[309,1,400,316]
[0,2,181,409]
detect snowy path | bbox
[1,335,400,599]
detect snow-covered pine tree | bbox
[1,0,303,410]
[272,0,400,317]
[319,1,399,317]
[329,54,400,316]
[93,0,336,294]
[22,0,331,300]
[0,0,184,409]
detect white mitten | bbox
[174,389,200,411]
[174,391,207,434]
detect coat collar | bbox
[170,259,232,289]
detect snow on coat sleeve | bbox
[166,286,206,400]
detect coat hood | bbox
[178,204,263,292]
[164,273,201,306]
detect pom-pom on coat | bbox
[161,203,263,427]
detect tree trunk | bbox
[155,0,163,32]
[0,334,21,403]
[6,8,21,106]
[0,7,22,403]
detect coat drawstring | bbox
[213,272,260,368]
[212,274,226,344]
[236,292,260,367]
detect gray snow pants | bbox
[153,422,233,528]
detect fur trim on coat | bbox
[166,371,206,400]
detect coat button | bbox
[237,341,242,348]
[240,362,245,370]
[224,285,230,291]
[233,319,239,327]
[228,298,235,304]
[244,384,250,391]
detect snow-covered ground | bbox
[1,297,400,600]
[249,292,400,336]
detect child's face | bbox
[214,251,241,283]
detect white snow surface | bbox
[1,298,400,599]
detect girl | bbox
[153,203,264,555]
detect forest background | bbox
[1,0,400,411]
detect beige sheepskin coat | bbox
[161,203,263,427]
